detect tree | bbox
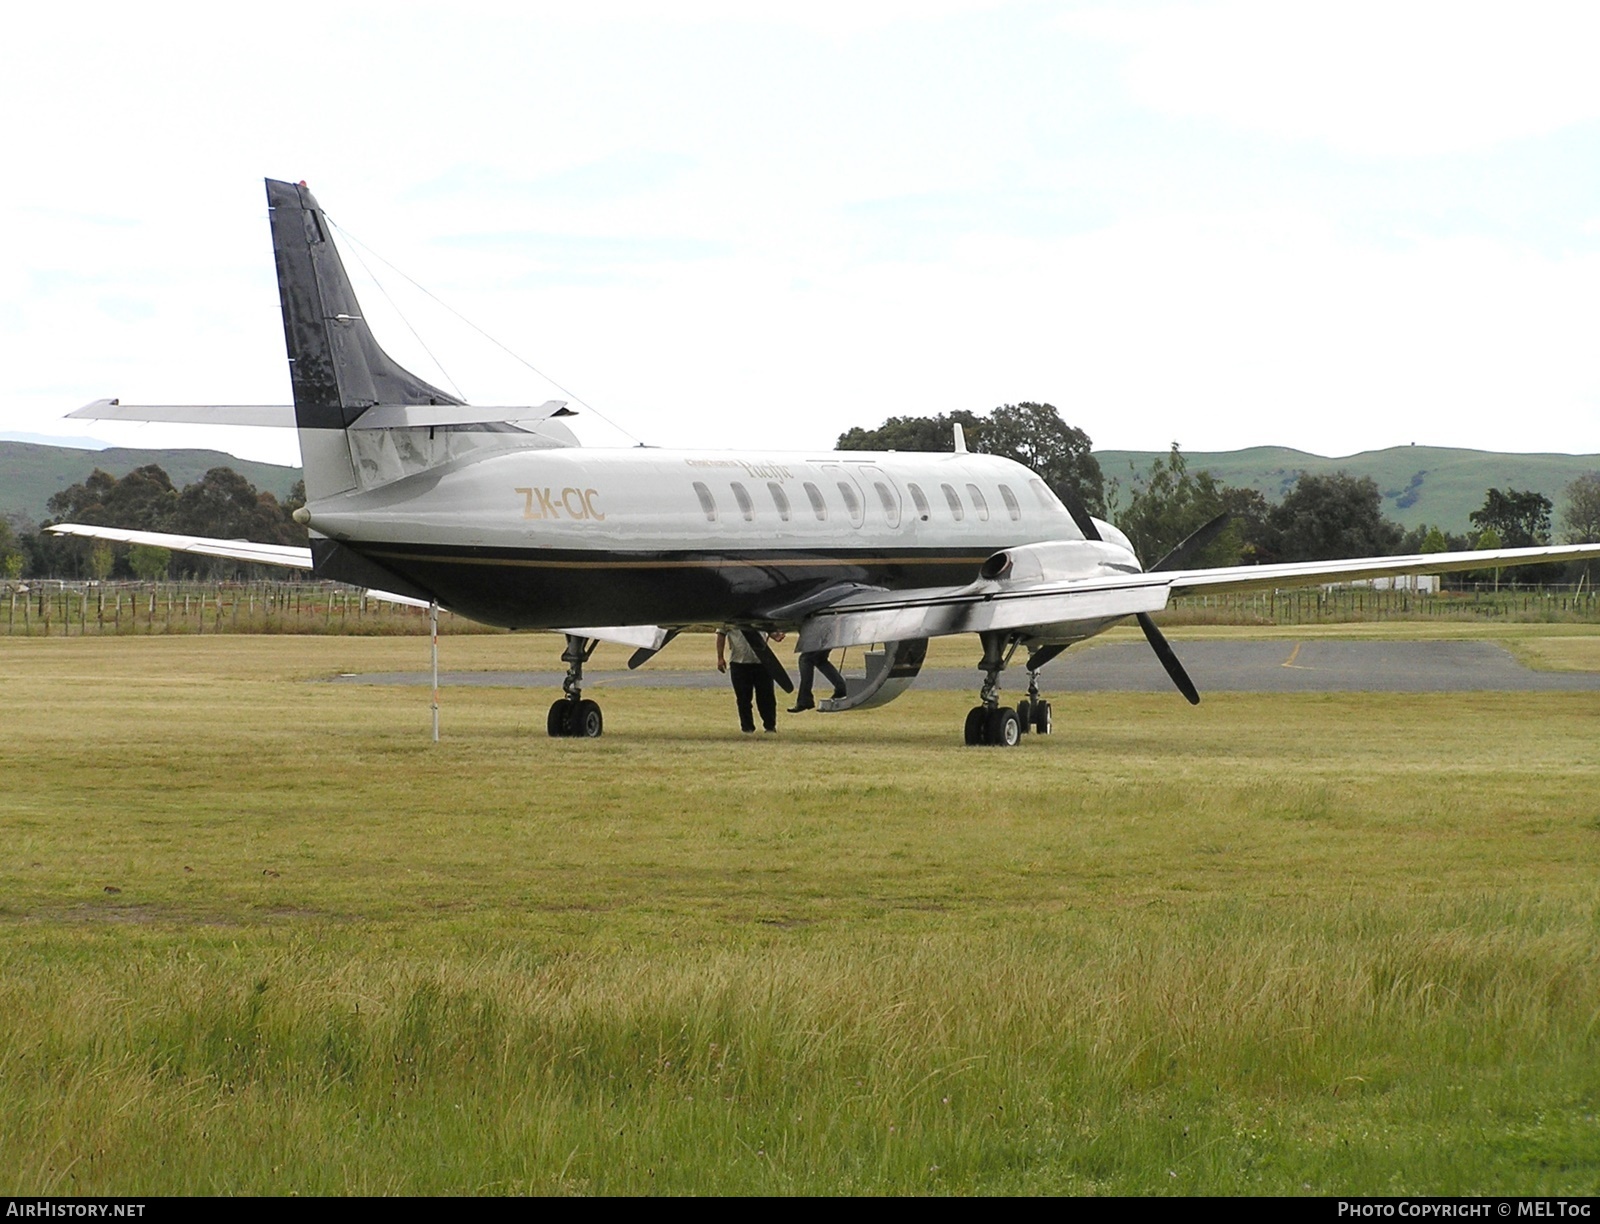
[1472,527,1503,592]
[40,464,302,579]
[1471,487,1557,585]
[1560,472,1600,544]
[128,544,171,582]
[1397,523,1467,555]
[839,402,1105,514]
[0,519,23,580]
[1112,443,1269,567]
[1266,472,1403,562]
[1470,488,1552,548]
[88,542,115,581]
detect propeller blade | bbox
[1026,643,1069,672]
[1150,512,1232,572]
[1137,612,1200,705]
[628,628,681,670]
[1057,490,1103,542]
[741,629,795,693]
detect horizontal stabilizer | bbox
[46,523,313,569]
[70,399,296,427]
[43,523,428,607]
[349,401,573,430]
[69,398,575,431]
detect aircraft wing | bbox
[1162,542,1600,597]
[797,572,1173,652]
[798,540,1600,653]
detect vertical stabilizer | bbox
[265,178,462,496]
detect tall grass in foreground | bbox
[1,636,1597,1193]
[3,898,1595,1194]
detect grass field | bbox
[2,633,1598,1195]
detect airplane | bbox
[48,178,1600,746]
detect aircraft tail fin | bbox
[265,178,463,496]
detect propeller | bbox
[1057,491,1202,705]
[1150,511,1232,572]
[628,628,681,670]
[741,629,795,694]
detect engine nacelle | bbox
[979,535,1132,584]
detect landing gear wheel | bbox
[963,706,987,746]
[1016,697,1033,734]
[1032,700,1052,735]
[547,699,574,738]
[987,706,1021,747]
[573,698,604,738]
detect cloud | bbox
[1066,1,1600,155]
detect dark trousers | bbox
[729,662,776,731]
[796,650,847,703]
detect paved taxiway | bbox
[327,640,1600,693]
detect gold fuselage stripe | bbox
[364,550,991,571]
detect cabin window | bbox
[999,484,1022,521]
[967,484,990,522]
[804,481,827,520]
[692,481,717,521]
[941,483,964,521]
[767,482,791,521]
[837,481,863,526]
[908,482,930,520]
[874,481,899,527]
[730,481,755,522]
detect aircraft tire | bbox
[547,699,574,737]
[988,706,1021,747]
[1033,701,1052,735]
[1016,698,1032,733]
[574,699,604,738]
[963,706,987,745]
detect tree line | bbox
[5,423,1598,584]
[839,403,1600,582]
[0,465,307,580]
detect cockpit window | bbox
[1029,478,1064,512]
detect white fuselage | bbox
[302,445,1139,631]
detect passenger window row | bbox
[690,478,1028,524]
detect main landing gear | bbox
[962,633,1056,747]
[548,634,604,738]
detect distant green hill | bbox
[5,438,1597,538]
[0,441,303,526]
[1094,445,1600,533]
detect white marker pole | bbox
[430,600,440,743]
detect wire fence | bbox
[0,580,492,637]
[4,578,1598,638]
[1166,584,1600,625]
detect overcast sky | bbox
[5,1,1599,468]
